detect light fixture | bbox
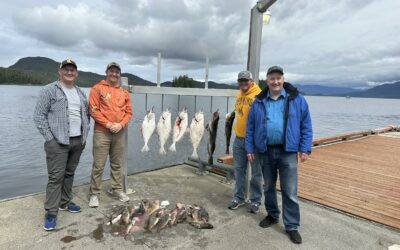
[263,9,272,25]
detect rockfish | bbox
[225,111,235,154]
[206,110,220,165]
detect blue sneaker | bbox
[43,214,57,231]
[59,202,81,213]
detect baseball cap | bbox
[267,65,284,75]
[60,58,77,69]
[237,70,252,81]
[106,62,121,71]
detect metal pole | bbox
[122,79,133,194]
[210,96,213,113]
[247,0,276,83]
[245,162,252,203]
[157,52,161,87]
[205,56,209,89]
[194,95,197,112]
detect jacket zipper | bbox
[283,97,290,150]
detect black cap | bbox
[60,59,77,69]
[106,62,121,72]
[267,65,284,75]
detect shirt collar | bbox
[267,88,286,99]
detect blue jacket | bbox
[245,82,313,154]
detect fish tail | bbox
[169,143,176,152]
[141,144,150,152]
[202,222,214,229]
[191,149,198,159]
[189,222,214,229]
[159,147,166,155]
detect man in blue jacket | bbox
[246,66,312,244]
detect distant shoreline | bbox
[1,83,399,99]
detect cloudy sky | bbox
[0,0,399,87]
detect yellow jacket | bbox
[233,83,261,138]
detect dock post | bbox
[157,52,161,87]
[122,79,133,194]
[245,162,252,203]
[205,56,209,89]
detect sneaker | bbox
[107,189,130,202]
[43,214,57,231]
[59,202,81,213]
[117,192,130,202]
[259,215,279,228]
[286,230,302,244]
[89,195,99,208]
[228,200,245,210]
[248,203,260,214]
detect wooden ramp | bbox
[218,127,400,229]
[295,133,400,229]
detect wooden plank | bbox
[217,155,234,165]
[216,130,400,229]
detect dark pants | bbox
[44,137,85,215]
[257,146,300,230]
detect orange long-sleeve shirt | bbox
[89,80,132,132]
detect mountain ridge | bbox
[0,56,398,98]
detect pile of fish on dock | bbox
[141,107,236,164]
[105,199,213,239]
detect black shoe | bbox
[228,200,245,210]
[248,203,260,214]
[286,230,302,244]
[259,215,279,228]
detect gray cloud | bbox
[0,0,398,85]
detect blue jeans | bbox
[232,137,263,205]
[257,146,300,230]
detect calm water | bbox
[0,85,399,200]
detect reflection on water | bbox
[0,85,399,200]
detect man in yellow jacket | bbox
[228,71,263,213]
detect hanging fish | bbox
[206,110,220,165]
[141,107,156,152]
[169,108,188,152]
[156,108,172,155]
[189,111,205,159]
[225,111,236,154]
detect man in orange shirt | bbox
[88,62,132,207]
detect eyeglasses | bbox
[238,79,250,84]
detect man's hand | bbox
[106,122,113,129]
[247,153,255,163]
[110,123,123,133]
[300,152,309,163]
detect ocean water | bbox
[0,85,399,200]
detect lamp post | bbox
[247,0,276,83]
[205,56,209,89]
[157,52,161,87]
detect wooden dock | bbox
[218,126,400,229]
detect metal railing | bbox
[121,82,239,193]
